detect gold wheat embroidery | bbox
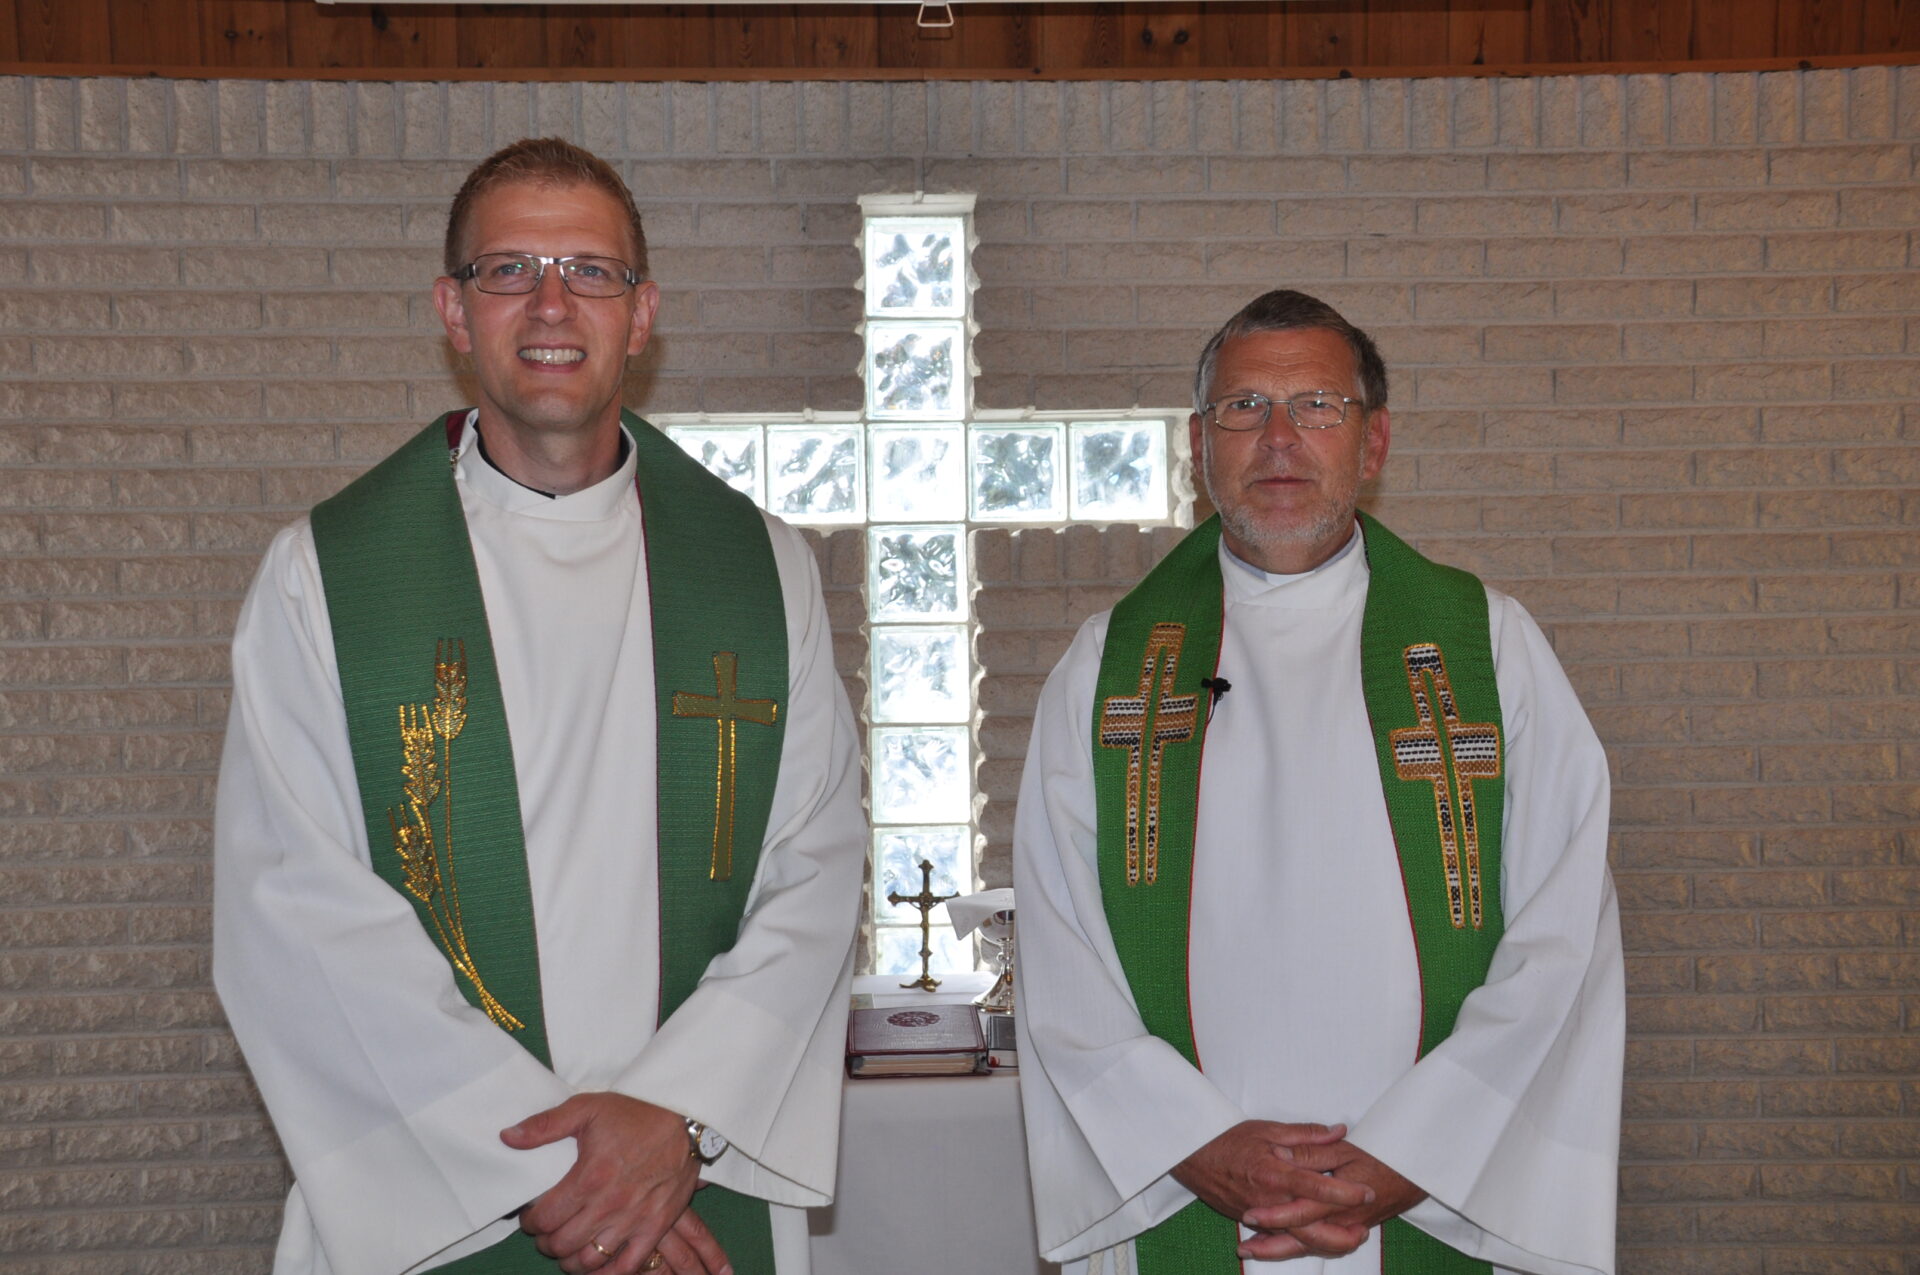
[388,639,523,1031]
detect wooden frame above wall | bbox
[2,0,1918,80]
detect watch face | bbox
[688,1120,728,1163]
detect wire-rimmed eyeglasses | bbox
[452,253,641,298]
[1201,391,1365,432]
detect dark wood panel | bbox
[548,10,620,66]
[1450,0,1532,65]
[1286,0,1371,66]
[1369,0,1454,66]
[3,1,1918,76]
[1533,0,1609,60]
[17,0,112,62]
[614,6,717,68]
[1692,0,1779,57]
[1190,5,1279,68]
[1126,4,1205,70]
[1611,0,1692,59]
[286,4,460,68]
[795,7,880,67]
[1864,0,1920,47]
[201,0,289,67]
[1779,0,1865,55]
[110,0,204,64]
[456,3,548,67]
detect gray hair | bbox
[1191,290,1389,416]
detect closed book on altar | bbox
[846,1004,988,1077]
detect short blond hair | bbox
[443,137,648,278]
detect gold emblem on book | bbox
[671,652,779,882]
[1099,622,1201,886]
[388,639,523,1031]
[1390,643,1502,929]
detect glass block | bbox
[875,923,972,978]
[864,217,966,319]
[873,826,969,925]
[871,725,970,824]
[868,525,966,623]
[870,625,970,724]
[869,424,966,522]
[1070,420,1168,522]
[866,321,967,421]
[766,424,864,524]
[664,425,763,506]
[970,424,1065,522]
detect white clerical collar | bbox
[1219,520,1368,610]
[453,409,639,523]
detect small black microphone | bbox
[1200,676,1232,707]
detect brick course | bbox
[1,66,1916,1270]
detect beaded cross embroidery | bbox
[1099,622,1201,886]
[1389,643,1503,929]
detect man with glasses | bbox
[1013,291,1623,1275]
[214,138,863,1275]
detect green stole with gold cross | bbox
[1091,512,1506,1275]
[309,409,786,1274]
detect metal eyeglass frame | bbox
[452,253,641,298]
[1200,391,1366,432]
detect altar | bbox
[808,974,1058,1275]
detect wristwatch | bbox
[685,1117,728,1166]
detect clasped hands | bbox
[1170,1120,1427,1263]
[502,1092,732,1275]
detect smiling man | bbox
[214,139,864,1275]
[1013,291,1625,1275]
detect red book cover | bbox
[846,1004,988,1077]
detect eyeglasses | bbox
[453,253,640,298]
[1201,391,1365,432]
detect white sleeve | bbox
[212,521,576,1275]
[1013,614,1248,1263]
[1348,590,1624,1275]
[608,515,864,1208]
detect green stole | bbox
[1091,513,1507,1275]
[310,410,787,1273]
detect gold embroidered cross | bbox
[1099,622,1201,886]
[672,652,779,881]
[1390,643,1502,929]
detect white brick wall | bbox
[2,67,1917,1270]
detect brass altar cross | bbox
[887,859,958,992]
[1098,622,1201,886]
[1389,643,1502,929]
[671,651,779,881]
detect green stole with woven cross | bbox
[1092,512,1507,1275]
[310,409,786,1274]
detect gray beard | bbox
[1200,435,1360,563]
[1215,494,1353,558]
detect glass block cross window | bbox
[656,193,1185,976]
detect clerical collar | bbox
[454,411,639,522]
[471,423,632,499]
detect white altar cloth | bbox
[807,975,1057,1275]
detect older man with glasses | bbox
[213,138,864,1275]
[1013,290,1625,1275]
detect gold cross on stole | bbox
[1389,643,1502,929]
[1099,622,1201,886]
[671,652,779,881]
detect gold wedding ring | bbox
[592,1238,616,1259]
[642,1253,666,1272]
